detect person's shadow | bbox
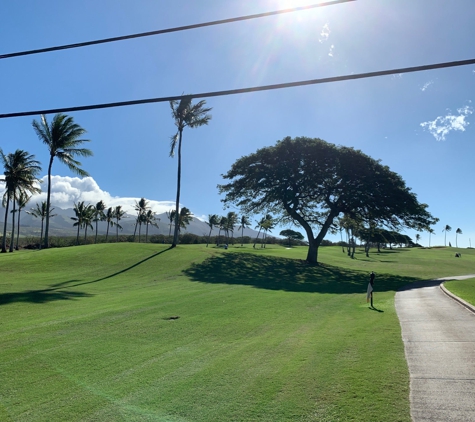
[369,306,384,313]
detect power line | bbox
[1,58,473,119]
[0,0,355,60]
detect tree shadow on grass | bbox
[183,252,421,294]
[0,289,93,305]
[1,248,172,306]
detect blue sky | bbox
[1,0,474,247]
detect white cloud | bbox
[319,23,330,43]
[0,175,177,215]
[420,105,473,141]
[328,44,334,57]
[391,73,403,80]
[420,80,434,91]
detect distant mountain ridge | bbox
[0,207,263,239]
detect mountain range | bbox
[0,207,263,239]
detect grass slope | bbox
[1,244,474,421]
[444,278,475,306]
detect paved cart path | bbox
[395,275,475,421]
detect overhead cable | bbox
[1,58,473,119]
[0,0,355,60]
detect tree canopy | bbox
[219,136,437,263]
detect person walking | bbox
[367,271,375,307]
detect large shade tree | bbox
[219,136,437,264]
[169,96,211,247]
[1,149,41,253]
[32,113,92,249]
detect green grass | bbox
[444,278,475,306]
[1,244,474,421]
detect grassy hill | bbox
[2,244,474,421]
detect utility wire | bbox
[0,0,355,60]
[1,58,473,119]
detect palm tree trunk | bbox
[106,223,110,242]
[253,228,262,249]
[138,223,141,243]
[1,194,11,253]
[95,220,99,244]
[9,199,16,252]
[39,218,44,250]
[44,155,54,249]
[241,227,244,246]
[172,129,183,248]
[16,208,22,250]
[145,223,149,243]
[76,224,80,245]
[207,227,212,247]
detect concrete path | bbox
[395,275,475,421]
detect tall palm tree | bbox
[71,201,94,245]
[32,113,92,249]
[169,96,212,247]
[456,228,462,248]
[415,233,421,245]
[15,191,31,250]
[93,200,106,244]
[427,227,434,248]
[238,215,251,246]
[144,209,159,243]
[114,205,126,242]
[219,216,228,245]
[104,207,115,242]
[261,214,275,248]
[205,214,219,247]
[27,202,56,249]
[166,209,176,242]
[253,217,264,249]
[133,198,150,243]
[1,149,41,253]
[177,207,193,233]
[226,211,238,245]
[442,224,452,247]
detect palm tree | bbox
[456,228,462,248]
[14,191,31,250]
[1,149,41,253]
[144,210,159,243]
[166,209,176,242]
[114,205,126,242]
[71,201,94,245]
[27,202,56,249]
[104,207,115,242]
[415,233,421,245]
[32,113,92,249]
[169,96,212,247]
[238,215,251,246]
[219,216,228,245]
[427,227,435,248]
[226,211,238,245]
[177,207,193,233]
[442,224,452,247]
[253,217,265,249]
[261,214,275,248]
[205,214,219,247]
[93,200,106,244]
[133,198,150,243]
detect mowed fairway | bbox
[2,244,474,421]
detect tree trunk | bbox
[95,220,99,244]
[1,194,10,253]
[39,218,44,250]
[16,208,22,250]
[9,200,16,253]
[76,224,80,245]
[106,223,110,242]
[44,155,54,249]
[172,129,183,248]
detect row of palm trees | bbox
[2,95,212,252]
[1,114,92,252]
[204,212,275,248]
